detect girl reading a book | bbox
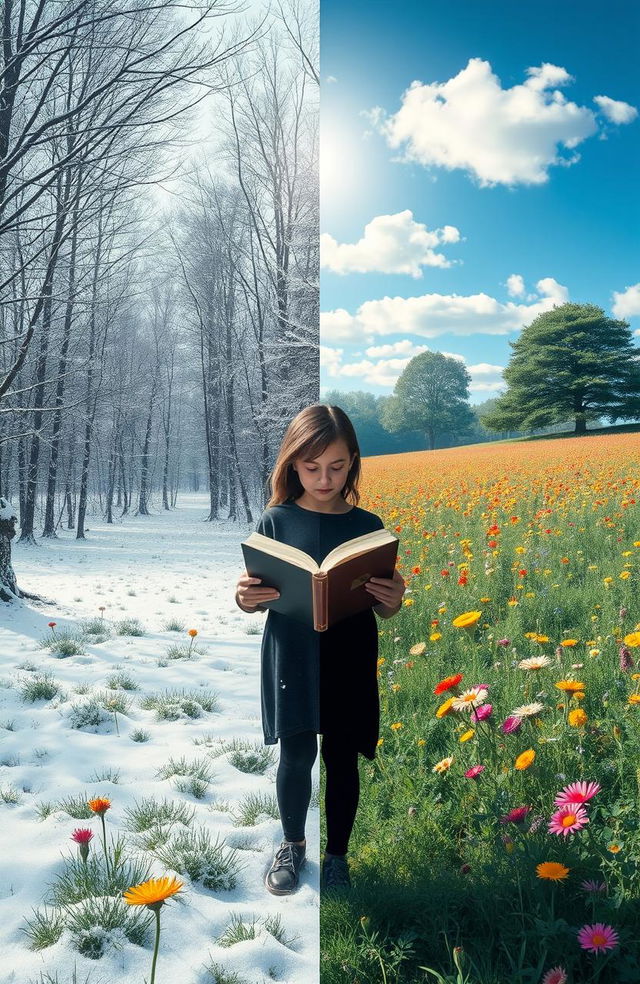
[235,404,405,894]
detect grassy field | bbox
[320,432,640,984]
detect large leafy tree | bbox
[381,352,474,450]
[483,304,640,435]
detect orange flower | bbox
[515,749,536,770]
[123,875,183,908]
[536,861,570,881]
[188,629,198,638]
[435,697,455,718]
[88,797,111,815]
[555,680,585,693]
[434,673,463,696]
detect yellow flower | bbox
[536,861,570,882]
[628,694,640,705]
[607,843,621,854]
[555,680,586,693]
[430,632,442,641]
[479,596,492,602]
[417,738,426,746]
[603,576,613,584]
[390,722,403,731]
[391,683,401,693]
[404,598,414,607]
[435,697,455,718]
[451,610,482,629]
[123,875,183,908]
[620,571,631,580]
[459,729,475,743]
[568,708,588,727]
[432,755,454,774]
[514,749,536,770]
[623,632,640,647]
[573,691,586,701]
[377,738,384,746]
[560,639,578,647]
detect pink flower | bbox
[464,765,485,779]
[548,804,589,836]
[497,638,510,646]
[473,703,493,721]
[542,968,567,984]
[554,781,601,806]
[71,828,94,844]
[471,683,490,691]
[577,922,619,954]
[500,806,531,825]
[581,879,607,894]
[501,715,522,734]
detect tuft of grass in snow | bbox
[163,618,185,631]
[232,792,279,827]
[244,623,263,635]
[1,784,23,804]
[48,838,152,908]
[35,801,55,820]
[55,793,93,820]
[73,683,92,695]
[80,617,112,639]
[216,912,259,947]
[115,618,145,636]
[40,629,85,657]
[67,698,110,730]
[192,732,217,747]
[130,728,150,743]
[204,964,249,984]
[152,827,241,891]
[1,719,16,730]
[122,797,195,833]
[156,756,214,784]
[22,905,66,950]
[105,670,139,691]
[95,689,132,715]
[20,673,62,702]
[174,776,209,799]
[225,739,276,776]
[165,643,205,660]
[0,753,20,767]
[87,766,120,784]
[29,966,95,984]
[67,897,150,956]
[141,688,219,720]
[17,659,38,671]
[264,912,298,949]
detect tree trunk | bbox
[0,500,20,602]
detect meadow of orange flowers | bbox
[321,432,640,984]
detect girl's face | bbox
[292,438,355,511]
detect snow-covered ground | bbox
[0,495,319,984]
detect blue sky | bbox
[320,0,640,403]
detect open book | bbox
[241,528,399,631]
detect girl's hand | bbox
[365,568,406,617]
[235,571,280,613]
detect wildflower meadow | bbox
[321,431,640,984]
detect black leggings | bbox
[276,730,360,856]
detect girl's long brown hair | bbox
[266,404,361,507]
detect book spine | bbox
[312,572,328,631]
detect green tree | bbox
[483,303,640,436]
[381,352,474,450]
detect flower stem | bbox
[149,906,161,984]
[100,814,110,878]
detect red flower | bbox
[48,622,57,628]
[440,569,450,577]
[434,673,463,695]
[71,828,94,844]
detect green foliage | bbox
[105,671,139,691]
[221,738,276,775]
[68,698,109,730]
[115,618,145,636]
[141,688,219,719]
[20,673,61,702]
[23,906,66,949]
[232,791,279,826]
[130,728,151,742]
[122,796,195,833]
[483,303,640,435]
[151,827,241,891]
[156,756,214,783]
[40,629,85,657]
[382,353,475,450]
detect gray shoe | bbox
[321,854,351,891]
[265,840,306,895]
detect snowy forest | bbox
[0,0,319,599]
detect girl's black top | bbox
[255,500,385,759]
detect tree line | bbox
[0,0,318,600]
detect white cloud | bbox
[320,278,569,342]
[320,345,505,392]
[506,273,525,297]
[594,95,638,125]
[326,75,338,84]
[467,362,505,393]
[320,210,461,277]
[371,58,617,186]
[612,283,640,319]
[365,340,429,358]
